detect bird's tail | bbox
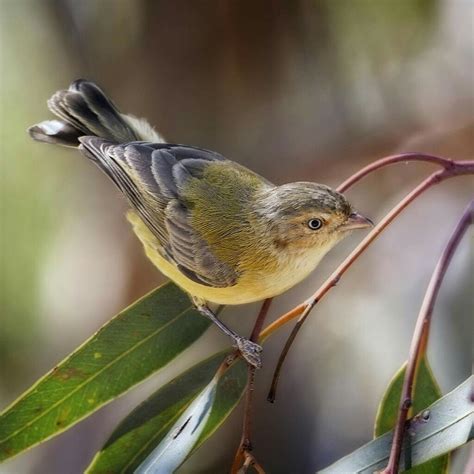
[28,79,162,147]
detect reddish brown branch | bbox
[250,299,272,342]
[382,200,473,474]
[232,300,272,473]
[262,157,473,401]
[241,450,266,474]
[258,303,305,343]
[336,152,455,192]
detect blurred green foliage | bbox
[0,3,75,388]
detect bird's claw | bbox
[235,337,263,368]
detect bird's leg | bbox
[194,303,262,368]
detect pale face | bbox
[258,182,372,254]
[274,209,352,252]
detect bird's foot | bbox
[235,337,263,368]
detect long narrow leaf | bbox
[135,372,219,474]
[320,376,473,473]
[0,283,210,461]
[86,352,247,473]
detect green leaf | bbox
[86,352,247,473]
[375,356,442,436]
[0,283,210,462]
[320,376,473,473]
[135,369,219,473]
[195,358,247,450]
[374,356,448,473]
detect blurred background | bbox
[0,0,472,473]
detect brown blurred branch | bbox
[382,200,473,474]
[260,154,474,402]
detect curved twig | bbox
[336,152,455,192]
[382,199,473,474]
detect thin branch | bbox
[232,300,272,474]
[382,200,473,474]
[336,152,455,193]
[261,158,474,401]
[259,304,305,344]
[240,450,266,474]
[250,299,272,342]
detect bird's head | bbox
[257,182,373,253]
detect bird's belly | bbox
[148,244,328,306]
[152,258,319,305]
[128,211,330,305]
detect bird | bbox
[28,79,373,368]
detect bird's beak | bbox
[341,212,374,231]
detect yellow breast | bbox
[128,211,333,305]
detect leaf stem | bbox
[382,200,473,474]
[261,157,474,401]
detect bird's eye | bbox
[308,218,323,230]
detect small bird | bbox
[29,80,372,368]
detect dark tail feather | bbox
[28,79,139,147]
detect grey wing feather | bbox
[78,137,237,287]
[150,149,182,198]
[79,138,168,243]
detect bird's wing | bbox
[79,137,239,287]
